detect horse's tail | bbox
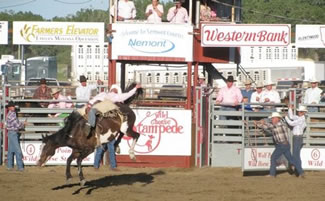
[123,82,143,105]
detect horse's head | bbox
[37,134,60,167]
[124,82,143,105]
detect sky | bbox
[0,0,171,20]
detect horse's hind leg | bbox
[127,128,140,160]
[77,151,92,186]
[66,151,79,183]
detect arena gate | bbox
[195,87,325,171]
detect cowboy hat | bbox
[269,112,282,118]
[5,101,15,108]
[51,88,61,96]
[297,105,308,112]
[309,78,319,83]
[264,81,275,86]
[244,80,252,85]
[226,76,236,82]
[79,75,87,83]
[40,78,47,85]
[255,82,264,88]
[110,84,122,94]
[198,72,205,79]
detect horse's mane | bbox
[123,82,143,105]
[42,111,83,145]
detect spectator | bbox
[33,78,52,108]
[167,0,189,23]
[241,80,254,102]
[256,112,304,178]
[260,81,281,111]
[216,76,243,120]
[200,0,217,21]
[48,88,73,118]
[145,0,164,23]
[198,72,206,87]
[250,82,264,111]
[285,105,307,176]
[94,140,119,171]
[110,0,136,21]
[303,78,322,112]
[75,75,102,108]
[6,101,27,171]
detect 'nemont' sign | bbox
[201,24,291,47]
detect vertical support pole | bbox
[186,62,192,110]
[120,62,126,90]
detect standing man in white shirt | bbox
[145,0,164,23]
[167,0,189,23]
[260,81,281,111]
[285,105,307,176]
[110,0,136,21]
[75,75,102,108]
[303,78,322,112]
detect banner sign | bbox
[20,109,192,165]
[111,23,193,61]
[21,141,94,165]
[13,21,104,45]
[0,21,8,44]
[243,148,287,171]
[201,24,291,47]
[244,147,325,171]
[301,148,325,169]
[295,25,325,48]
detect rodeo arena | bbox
[1,0,325,199]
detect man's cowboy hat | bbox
[110,84,122,94]
[244,80,252,85]
[51,88,61,96]
[264,81,275,86]
[40,78,47,85]
[297,105,308,112]
[198,72,205,79]
[226,76,236,82]
[5,101,15,108]
[255,82,264,88]
[269,112,282,118]
[309,78,319,83]
[79,75,87,83]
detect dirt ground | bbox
[0,165,324,201]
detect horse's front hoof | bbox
[80,179,86,187]
[115,146,121,154]
[66,178,72,184]
[129,154,136,161]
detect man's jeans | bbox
[94,139,116,169]
[7,131,24,170]
[293,135,304,173]
[270,143,303,176]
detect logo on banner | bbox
[124,111,184,153]
[128,38,175,54]
[311,149,320,160]
[26,144,36,155]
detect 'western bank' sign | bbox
[13,21,104,45]
[202,24,291,47]
[111,23,193,61]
